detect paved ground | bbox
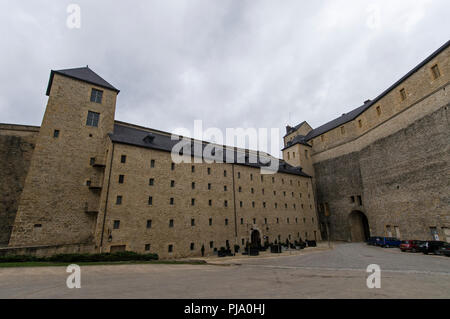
[0,243,449,298]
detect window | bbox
[357,195,362,206]
[252,201,255,208]
[192,182,195,189]
[168,244,173,252]
[150,159,155,168]
[240,201,243,207]
[321,135,324,142]
[295,217,298,224]
[250,174,253,181]
[190,243,195,251]
[191,198,195,206]
[86,111,100,127]
[272,177,275,183]
[207,167,211,175]
[224,185,227,191]
[251,188,254,194]
[261,175,263,182]
[169,219,174,227]
[350,196,355,203]
[191,218,195,226]
[224,200,228,207]
[263,202,266,208]
[358,119,362,128]
[264,218,267,224]
[262,188,265,195]
[240,218,244,225]
[431,64,441,79]
[170,198,174,205]
[340,126,345,134]
[376,106,381,116]
[146,220,152,228]
[400,88,407,101]
[90,88,103,103]
[238,172,241,178]
[287,218,290,224]
[113,220,120,229]
[224,170,227,177]
[293,152,295,158]
[191,165,195,172]
[116,196,122,205]
[208,183,211,190]
[171,162,175,170]
[145,244,151,251]
[90,157,95,165]
[170,180,175,187]
[253,218,256,224]
[148,196,153,205]
[288,152,290,160]
[120,155,126,163]
[118,175,124,184]
[149,178,154,186]
[238,186,242,192]
[276,218,279,224]
[225,218,229,225]
[208,199,212,206]
[53,129,60,138]
[209,241,214,248]
[209,218,212,226]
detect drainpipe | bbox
[99,142,115,252]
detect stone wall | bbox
[315,104,450,241]
[0,124,39,246]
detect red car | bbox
[400,240,424,252]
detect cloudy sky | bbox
[1,0,449,156]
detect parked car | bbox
[367,236,382,246]
[419,241,447,255]
[379,237,401,248]
[399,240,424,253]
[437,243,450,257]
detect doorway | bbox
[349,211,370,242]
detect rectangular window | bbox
[191,165,195,173]
[149,178,154,186]
[350,196,355,203]
[170,180,175,187]
[252,201,255,208]
[169,219,174,227]
[192,182,195,189]
[190,243,195,251]
[90,88,103,103]
[210,241,214,248]
[208,183,211,190]
[148,196,153,205]
[253,218,256,224]
[168,244,173,252]
[170,198,174,205]
[240,218,244,225]
[264,218,267,224]
[191,198,195,206]
[191,218,195,226]
[53,129,60,138]
[118,175,124,184]
[431,64,441,79]
[90,157,95,166]
[116,196,122,205]
[224,200,228,207]
[146,220,152,228]
[358,119,362,128]
[224,170,227,177]
[357,195,362,206]
[120,155,126,163]
[224,185,227,191]
[171,162,175,170]
[145,244,151,251]
[207,167,211,175]
[340,126,345,134]
[376,106,381,116]
[209,218,212,226]
[400,88,407,101]
[86,111,100,127]
[240,201,243,207]
[238,172,241,178]
[113,220,120,229]
[225,218,228,225]
[208,199,212,206]
[150,159,155,168]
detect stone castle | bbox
[0,40,448,258]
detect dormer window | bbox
[143,134,155,143]
[431,64,441,79]
[90,88,103,103]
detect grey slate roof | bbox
[284,121,307,137]
[46,66,120,96]
[300,40,450,141]
[281,134,312,151]
[110,122,310,177]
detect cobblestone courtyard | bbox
[1,243,449,298]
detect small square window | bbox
[113,220,120,229]
[86,111,100,127]
[120,155,126,163]
[90,88,103,103]
[53,130,60,138]
[400,88,407,101]
[431,64,441,79]
[145,244,151,251]
[116,196,122,205]
[118,175,124,184]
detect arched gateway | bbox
[349,211,370,242]
[250,229,262,248]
